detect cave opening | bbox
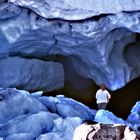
[12,47,140,120]
[124,33,140,80]
[2,23,140,120]
[45,75,140,120]
[38,53,140,120]
[43,32,140,120]
[108,76,140,119]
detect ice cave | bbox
[0,0,140,140]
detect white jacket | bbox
[96,89,111,103]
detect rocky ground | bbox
[73,123,140,140]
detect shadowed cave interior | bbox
[1,6,140,120]
[42,33,140,120]
[13,32,140,120]
[45,76,140,120]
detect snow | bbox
[94,110,130,126]
[31,91,43,97]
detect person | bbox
[95,84,111,110]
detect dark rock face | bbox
[73,123,140,140]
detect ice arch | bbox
[0,1,140,91]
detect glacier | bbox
[0,88,138,140]
[0,0,140,139]
[0,1,139,91]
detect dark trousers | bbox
[97,102,107,110]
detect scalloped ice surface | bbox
[0,0,140,91]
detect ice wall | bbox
[0,1,140,91]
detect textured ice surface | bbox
[0,88,86,140]
[127,101,140,131]
[0,57,64,91]
[9,0,140,20]
[0,88,137,140]
[0,1,140,90]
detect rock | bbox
[73,123,140,140]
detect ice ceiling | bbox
[0,0,140,91]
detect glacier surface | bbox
[0,88,137,140]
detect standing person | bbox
[95,84,111,110]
